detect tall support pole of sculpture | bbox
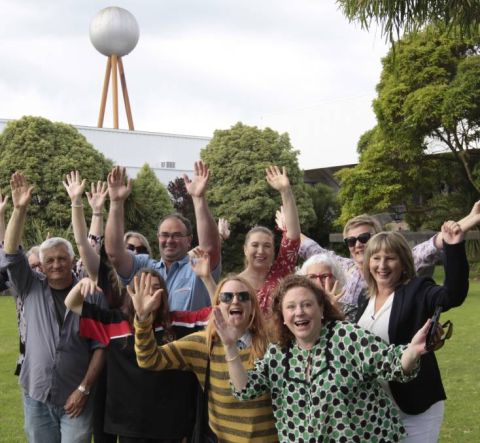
[98,57,112,128]
[111,55,119,129]
[118,57,134,130]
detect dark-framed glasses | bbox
[126,244,149,255]
[158,232,188,241]
[306,273,334,282]
[427,320,453,352]
[343,232,372,248]
[219,291,251,303]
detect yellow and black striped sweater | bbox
[134,317,278,442]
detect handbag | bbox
[191,357,217,443]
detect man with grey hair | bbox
[2,172,106,443]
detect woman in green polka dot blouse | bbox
[214,275,434,443]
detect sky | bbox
[0,0,389,169]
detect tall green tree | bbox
[337,0,480,42]
[201,122,316,271]
[336,28,480,228]
[128,163,173,257]
[0,116,113,247]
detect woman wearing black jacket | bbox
[356,221,469,442]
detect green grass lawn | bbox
[0,270,479,442]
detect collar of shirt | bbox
[158,254,190,270]
[237,331,252,350]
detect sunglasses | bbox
[126,244,149,255]
[306,273,334,282]
[219,291,251,303]
[426,320,453,352]
[343,232,372,248]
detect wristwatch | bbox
[77,384,90,395]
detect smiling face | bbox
[345,223,374,267]
[244,232,274,271]
[369,247,403,292]
[157,217,192,265]
[282,286,323,349]
[41,245,74,289]
[218,279,253,334]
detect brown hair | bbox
[205,274,268,363]
[343,214,382,238]
[271,274,344,349]
[158,213,193,236]
[122,268,172,338]
[363,231,415,298]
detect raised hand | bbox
[266,166,290,193]
[183,160,210,198]
[86,181,108,213]
[441,220,464,245]
[63,171,86,204]
[127,272,163,321]
[323,276,345,302]
[10,172,34,209]
[107,166,132,202]
[77,277,101,298]
[213,307,241,347]
[189,247,211,279]
[218,218,231,241]
[0,190,9,215]
[275,206,286,232]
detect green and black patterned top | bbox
[233,321,419,443]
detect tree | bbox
[303,182,339,247]
[201,122,316,271]
[128,164,174,257]
[336,28,480,228]
[336,0,480,43]
[0,116,113,247]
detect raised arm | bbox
[213,307,248,390]
[86,180,108,246]
[183,161,220,269]
[266,166,300,241]
[64,278,100,315]
[0,190,9,243]
[63,171,101,280]
[434,200,480,249]
[4,172,34,253]
[189,247,217,302]
[104,167,134,278]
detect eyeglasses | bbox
[158,232,188,240]
[126,244,149,255]
[426,320,453,352]
[219,291,251,303]
[306,273,334,282]
[343,232,372,248]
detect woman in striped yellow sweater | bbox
[132,274,278,443]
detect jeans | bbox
[23,392,93,443]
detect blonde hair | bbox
[363,231,415,298]
[205,274,268,363]
[343,214,382,237]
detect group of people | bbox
[0,159,474,442]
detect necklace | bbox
[305,351,313,382]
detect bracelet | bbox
[77,384,90,395]
[71,203,83,208]
[92,212,103,216]
[225,353,240,362]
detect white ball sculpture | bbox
[89,6,139,57]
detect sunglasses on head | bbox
[343,232,372,248]
[219,291,251,303]
[126,244,149,255]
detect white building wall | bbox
[0,119,211,185]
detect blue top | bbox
[120,253,221,311]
